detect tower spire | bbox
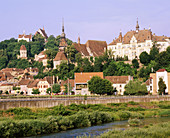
[78,34,80,44]
[136,18,140,31]
[62,18,64,33]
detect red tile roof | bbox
[18,34,32,39]
[54,51,67,61]
[75,72,103,83]
[105,76,131,84]
[109,29,169,45]
[19,79,33,85]
[157,69,166,72]
[73,40,107,57]
[60,79,74,87]
[20,45,27,50]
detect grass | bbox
[0,101,170,137]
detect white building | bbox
[105,76,133,95]
[18,33,32,42]
[35,27,48,42]
[19,45,27,59]
[35,49,48,67]
[107,20,170,60]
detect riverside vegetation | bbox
[0,101,170,137]
[82,121,170,138]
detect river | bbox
[30,117,170,138]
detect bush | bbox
[128,118,142,127]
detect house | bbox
[73,38,107,58]
[107,19,170,60]
[105,76,133,95]
[19,45,27,59]
[60,79,75,94]
[0,82,14,93]
[18,33,32,42]
[35,49,48,66]
[1,68,24,79]
[27,79,39,95]
[24,67,39,76]
[74,72,103,95]
[53,51,67,69]
[149,69,170,95]
[18,79,33,94]
[37,76,55,95]
[35,27,48,42]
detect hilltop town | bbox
[0,20,169,96]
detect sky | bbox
[0,0,170,44]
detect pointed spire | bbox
[119,29,122,42]
[136,18,139,31]
[78,34,80,44]
[62,18,64,33]
[43,26,45,31]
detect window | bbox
[150,86,152,91]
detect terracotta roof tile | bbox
[19,79,33,85]
[20,45,27,50]
[73,40,107,57]
[75,72,103,83]
[157,69,166,72]
[54,51,67,61]
[27,80,39,88]
[18,34,32,39]
[105,76,131,84]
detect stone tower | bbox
[20,45,27,59]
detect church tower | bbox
[136,18,140,32]
[20,45,27,59]
[59,19,68,50]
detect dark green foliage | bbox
[52,84,61,93]
[158,78,167,95]
[88,76,113,95]
[132,59,139,68]
[124,80,147,95]
[32,89,40,94]
[139,51,150,65]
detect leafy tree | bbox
[158,78,167,95]
[139,51,150,65]
[88,76,113,95]
[32,89,40,94]
[150,46,159,60]
[124,80,147,95]
[52,83,61,93]
[58,61,69,80]
[156,51,169,68]
[93,57,103,72]
[132,59,139,68]
[64,83,72,94]
[0,56,8,69]
[81,58,93,72]
[46,88,51,94]
[75,53,83,67]
[65,45,77,63]
[103,61,117,76]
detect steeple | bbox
[118,30,122,42]
[78,35,80,44]
[61,18,66,38]
[136,18,140,31]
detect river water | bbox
[31,117,170,138]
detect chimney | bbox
[78,36,80,44]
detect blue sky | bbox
[0,0,170,43]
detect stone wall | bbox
[0,95,170,110]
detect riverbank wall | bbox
[0,95,170,110]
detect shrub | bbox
[128,118,142,127]
[128,101,139,105]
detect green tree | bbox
[132,59,139,68]
[52,83,61,94]
[158,78,167,95]
[139,51,150,65]
[88,76,113,95]
[32,89,40,94]
[0,56,8,69]
[46,88,51,94]
[124,80,147,95]
[65,45,77,63]
[150,45,159,60]
[75,53,83,67]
